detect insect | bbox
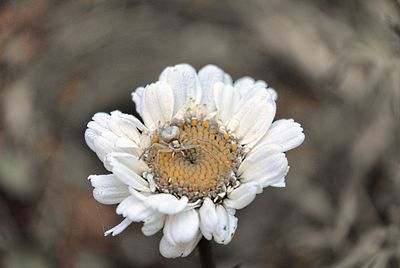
[139,125,222,164]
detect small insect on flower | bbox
[141,124,222,165]
[85,64,305,258]
[139,125,182,159]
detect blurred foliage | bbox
[0,0,399,267]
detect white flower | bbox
[85,64,305,258]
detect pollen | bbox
[152,135,159,143]
[223,133,230,141]
[231,143,237,152]
[143,118,242,203]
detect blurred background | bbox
[0,0,399,267]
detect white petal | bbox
[116,195,138,214]
[227,94,276,147]
[271,179,286,187]
[116,195,155,222]
[257,119,305,152]
[142,213,165,236]
[127,186,149,200]
[116,187,150,216]
[213,205,238,245]
[144,194,188,215]
[89,174,129,204]
[240,81,270,102]
[199,198,218,240]
[105,152,149,192]
[267,88,278,101]
[109,111,142,144]
[85,111,145,162]
[138,134,151,152]
[185,200,202,210]
[224,74,233,84]
[159,64,202,114]
[239,144,289,188]
[87,118,106,133]
[104,218,132,236]
[101,130,120,143]
[213,82,240,123]
[113,110,148,132]
[93,135,115,161]
[105,152,147,174]
[198,65,232,112]
[163,209,200,244]
[159,231,201,258]
[84,129,97,151]
[116,195,136,215]
[132,86,145,115]
[87,120,107,135]
[233,76,255,96]
[92,112,111,127]
[141,81,174,130]
[115,137,139,150]
[234,77,271,99]
[93,185,128,205]
[223,182,258,210]
[181,232,203,257]
[89,174,125,188]
[124,201,154,221]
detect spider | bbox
[139,125,222,165]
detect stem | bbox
[198,238,216,268]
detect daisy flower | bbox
[85,64,304,258]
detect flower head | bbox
[85,64,304,258]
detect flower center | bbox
[142,118,242,203]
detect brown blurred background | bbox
[0,0,399,267]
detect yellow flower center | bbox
[144,119,241,202]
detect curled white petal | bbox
[89,174,124,188]
[92,135,114,161]
[109,111,143,144]
[213,205,238,245]
[142,213,165,236]
[239,144,289,188]
[144,194,188,215]
[199,198,218,240]
[271,179,286,187]
[163,209,200,245]
[257,119,305,152]
[159,231,202,258]
[89,174,129,204]
[105,152,149,192]
[84,111,145,162]
[105,152,147,174]
[267,88,278,101]
[132,86,145,116]
[105,218,132,236]
[116,195,155,222]
[223,182,258,210]
[227,93,276,147]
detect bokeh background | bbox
[1,0,399,267]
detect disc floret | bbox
[141,117,243,203]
